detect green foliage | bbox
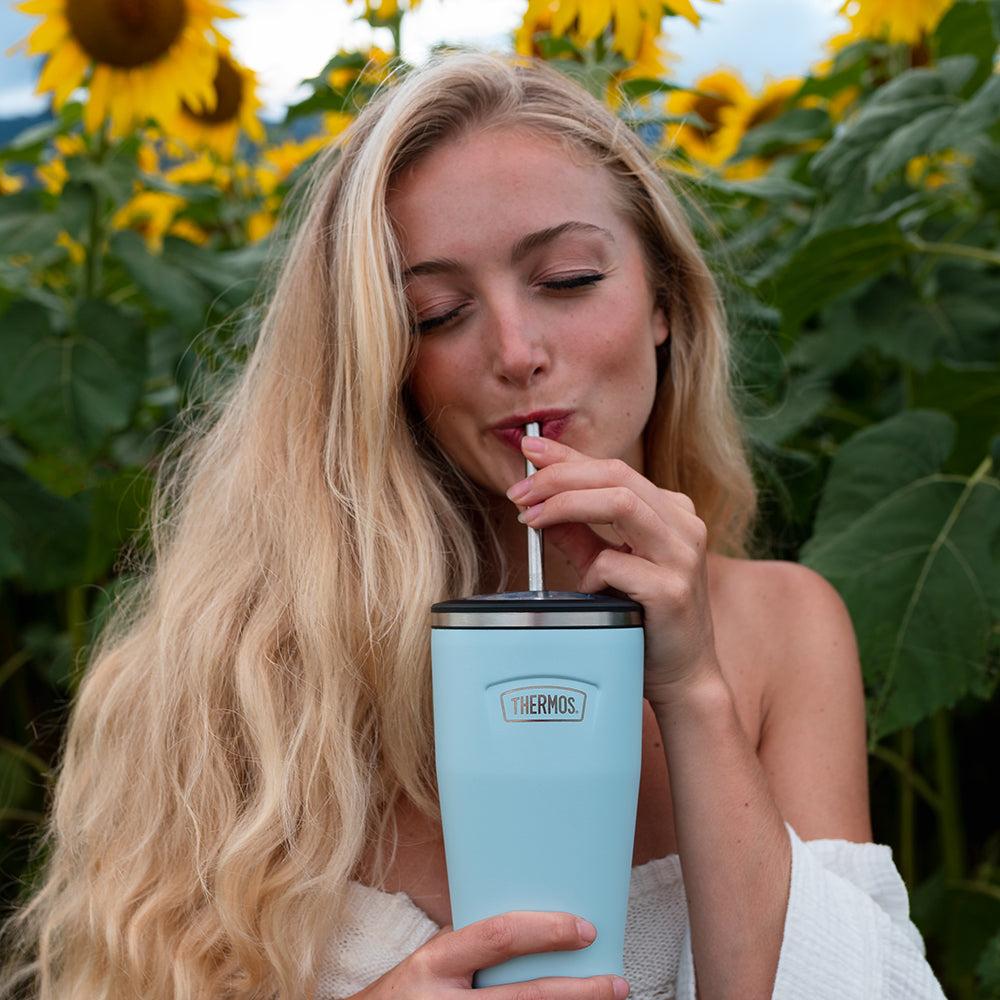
[801,411,999,740]
[690,5,1000,994]
[1,2,998,996]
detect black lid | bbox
[431,591,642,629]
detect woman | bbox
[2,52,944,1000]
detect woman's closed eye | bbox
[412,271,607,335]
[414,302,469,336]
[540,271,607,292]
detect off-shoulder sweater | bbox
[317,827,947,999]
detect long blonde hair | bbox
[1,52,754,999]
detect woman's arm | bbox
[511,434,904,1000]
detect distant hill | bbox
[0,112,52,148]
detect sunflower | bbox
[17,0,237,137]
[520,0,719,61]
[665,68,751,167]
[616,21,676,82]
[0,170,25,196]
[726,77,803,178]
[741,77,800,133]
[112,188,192,249]
[35,132,87,194]
[836,0,953,46]
[170,42,265,159]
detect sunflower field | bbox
[1,0,999,995]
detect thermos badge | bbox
[499,684,588,722]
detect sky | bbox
[0,0,846,120]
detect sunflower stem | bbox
[83,128,110,300]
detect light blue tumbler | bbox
[431,589,644,986]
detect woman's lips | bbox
[492,413,572,452]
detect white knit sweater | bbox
[318,827,947,999]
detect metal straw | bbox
[524,422,545,592]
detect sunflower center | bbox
[184,54,242,124]
[66,0,186,68]
[690,94,729,137]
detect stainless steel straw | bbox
[524,422,545,592]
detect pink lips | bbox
[492,412,572,452]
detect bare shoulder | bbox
[707,555,871,840]
[707,554,858,683]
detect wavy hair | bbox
[1,51,755,999]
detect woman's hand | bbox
[352,911,629,999]
[508,435,720,710]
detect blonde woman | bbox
[2,53,944,1000]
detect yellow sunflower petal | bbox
[143,62,178,124]
[577,0,613,41]
[17,0,61,14]
[36,40,88,106]
[84,64,113,134]
[551,0,582,38]
[205,2,240,18]
[611,0,642,59]
[24,16,67,56]
[663,0,701,27]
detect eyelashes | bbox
[415,305,466,335]
[412,271,608,336]
[540,272,607,291]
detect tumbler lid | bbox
[431,591,642,629]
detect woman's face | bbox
[390,127,668,496]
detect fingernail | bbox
[517,505,540,525]
[507,479,530,502]
[576,918,597,944]
[522,434,547,453]
[613,976,630,999]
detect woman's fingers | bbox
[511,433,718,697]
[431,911,598,979]
[356,911,629,999]
[511,441,705,577]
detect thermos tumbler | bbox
[431,590,644,985]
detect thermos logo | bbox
[501,685,586,723]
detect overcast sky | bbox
[0,0,844,119]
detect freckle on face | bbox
[393,127,668,495]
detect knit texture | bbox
[317,832,946,999]
[318,855,686,999]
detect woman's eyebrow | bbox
[403,256,465,279]
[402,221,616,280]
[510,221,615,263]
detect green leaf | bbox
[934,0,1000,92]
[81,469,152,582]
[866,106,956,184]
[110,230,210,332]
[978,925,1000,996]
[695,173,816,203]
[160,237,268,314]
[769,219,908,335]
[808,58,976,184]
[743,377,831,448]
[912,363,1000,473]
[0,299,147,455]
[948,73,1000,146]
[0,460,91,590]
[801,411,1000,741]
[811,94,953,190]
[846,267,1000,372]
[0,744,35,816]
[733,107,831,161]
[0,190,65,257]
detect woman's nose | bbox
[488,304,549,387]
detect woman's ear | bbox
[652,303,669,348]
